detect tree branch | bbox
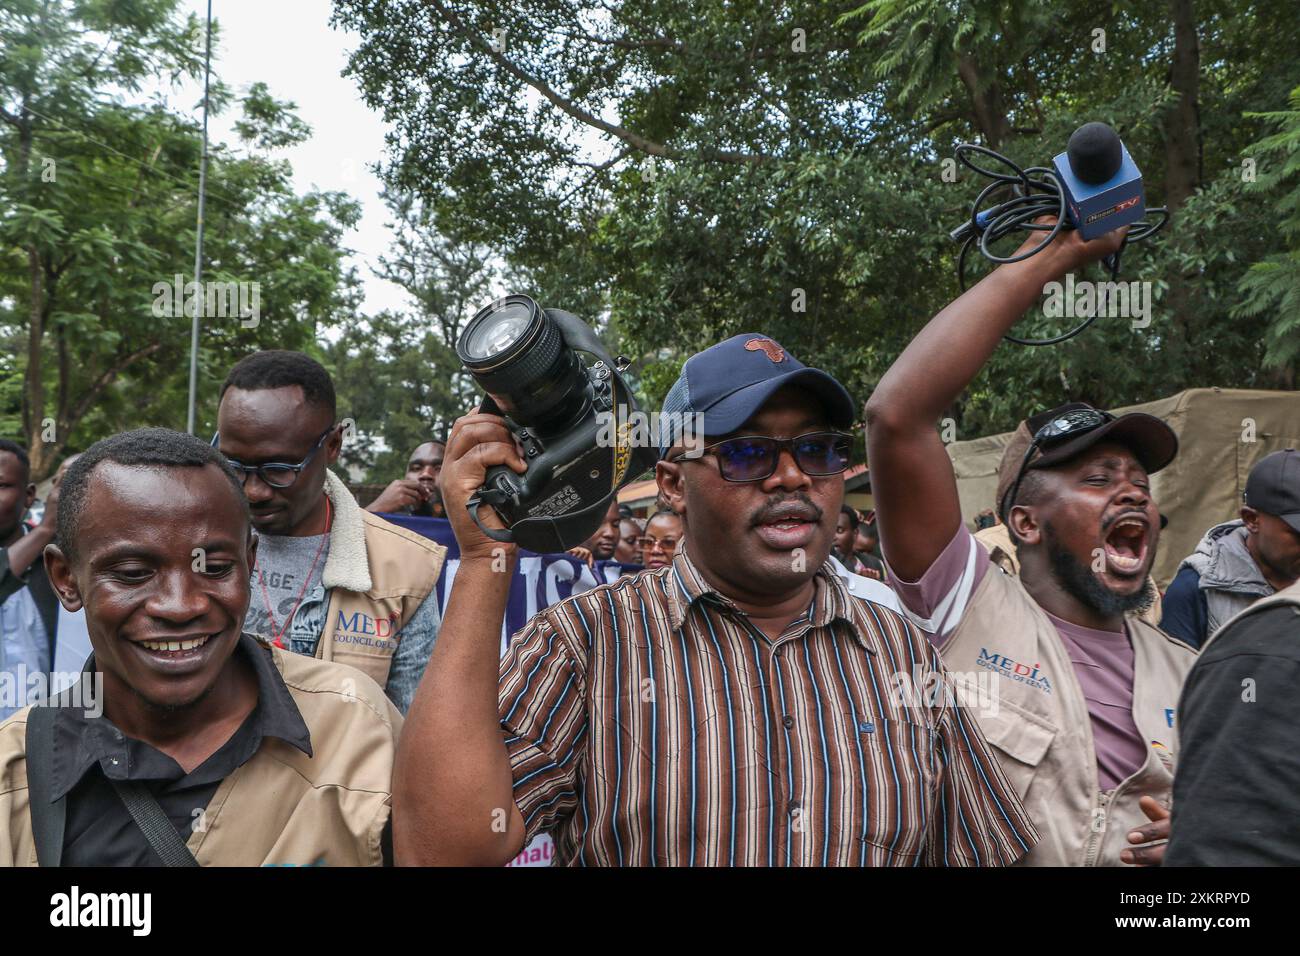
[421,0,771,165]
[571,146,631,170]
[63,342,166,429]
[551,29,684,54]
[56,322,69,429]
[955,52,1011,149]
[555,149,630,206]
[920,108,965,135]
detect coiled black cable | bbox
[950,143,1169,346]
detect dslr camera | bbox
[456,294,657,553]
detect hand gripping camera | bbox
[456,294,658,553]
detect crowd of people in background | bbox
[569,505,686,572]
[1,219,1298,867]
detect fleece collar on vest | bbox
[320,469,373,594]
[1204,575,1300,652]
[1183,519,1271,598]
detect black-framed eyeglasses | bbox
[211,426,335,489]
[671,431,852,483]
[1001,408,1114,518]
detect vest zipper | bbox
[1084,789,1111,867]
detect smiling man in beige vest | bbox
[0,429,399,866]
[866,219,1195,866]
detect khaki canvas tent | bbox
[945,388,1300,589]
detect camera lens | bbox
[458,294,591,436]
[461,300,537,362]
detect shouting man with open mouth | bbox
[865,217,1196,867]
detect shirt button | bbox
[782,715,795,729]
[788,801,801,815]
[773,646,783,659]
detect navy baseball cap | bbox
[658,334,856,458]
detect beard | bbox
[1043,524,1152,618]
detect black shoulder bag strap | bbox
[110,780,200,867]
[25,668,198,867]
[25,704,66,867]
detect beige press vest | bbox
[314,472,446,688]
[0,647,402,866]
[941,565,1196,865]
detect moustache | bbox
[751,493,823,527]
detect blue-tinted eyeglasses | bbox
[672,431,852,482]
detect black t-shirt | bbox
[1165,603,1300,865]
[52,636,312,866]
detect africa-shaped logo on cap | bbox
[744,337,786,363]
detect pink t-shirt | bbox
[889,526,1147,791]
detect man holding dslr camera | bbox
[393,333,1036,867]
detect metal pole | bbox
[186,0,213,434]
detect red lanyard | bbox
[256,496,332,649]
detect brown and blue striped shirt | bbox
[499,547,1037,866]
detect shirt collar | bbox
[242,633,313,752]
[664,544,860,640]
[49,633,312,801]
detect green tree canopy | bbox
[334,0,1300,443]
[1,0,360,478]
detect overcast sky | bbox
[171,0,407,316]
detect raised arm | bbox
[864,220,1126,581]
[1,486,56,601]
[392,410,529,866]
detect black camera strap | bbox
[110,780,200,867]
[26,696,199,867]
[25,704,66,867]
[465,493,517,542]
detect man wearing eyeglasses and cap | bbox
[866,220,1195,867]
[215,351,445,714]
[394,334,1037,866]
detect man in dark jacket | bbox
[1160,449,1300,648]
[1165,576,1300,865]
[0,441,61,717]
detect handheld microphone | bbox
[947,122,1169,346]
[1053,122,1145,240]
